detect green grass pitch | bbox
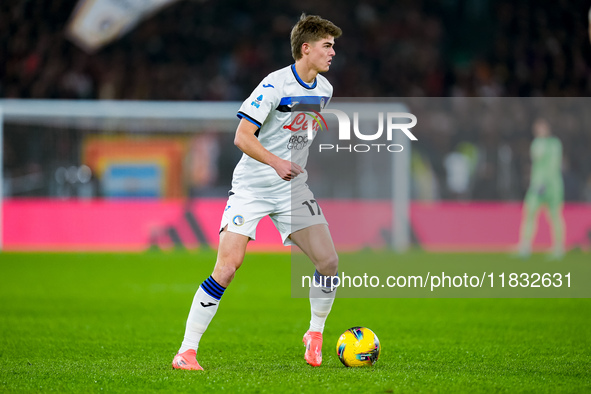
[1,251,590,393]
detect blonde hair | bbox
[290,14,342,61]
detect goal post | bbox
[393,128,411,252]
[0,105,3,251]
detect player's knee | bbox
[548,207,563,219]
[214,264,238,287]
[524,206,537,218]
[213,256,243,286]
[217,247,245,269]
[318,253,338,276]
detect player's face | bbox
[306,36,335,73]
[533,119,550,137]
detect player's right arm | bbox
[234,118,303,181]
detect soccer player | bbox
[172,14,342,370]
[517,118,565,259]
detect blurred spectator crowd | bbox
[2,0,591,201]
[2,0,591,99]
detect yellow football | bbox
[336,327,381,367]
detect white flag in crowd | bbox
[66,0,179,53]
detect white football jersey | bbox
[232,64,333,197]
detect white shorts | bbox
[219,187,328,246]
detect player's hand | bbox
[273,159,303,181]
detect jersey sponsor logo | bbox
[262,83,275,88]
[232,215,245,226]
[251,95,263,108]
[287,135,309,150]
[200,302,217,308]
[283,112,326,132]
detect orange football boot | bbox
[303,331,323,367]
[172,349,203,371]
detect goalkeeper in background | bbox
[517,118,565,259]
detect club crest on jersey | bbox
[232,215,245,226]
[320,97,325,109]
[251,95,263,108]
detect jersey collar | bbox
[291,64,317,90]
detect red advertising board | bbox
[3,199,590,252]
